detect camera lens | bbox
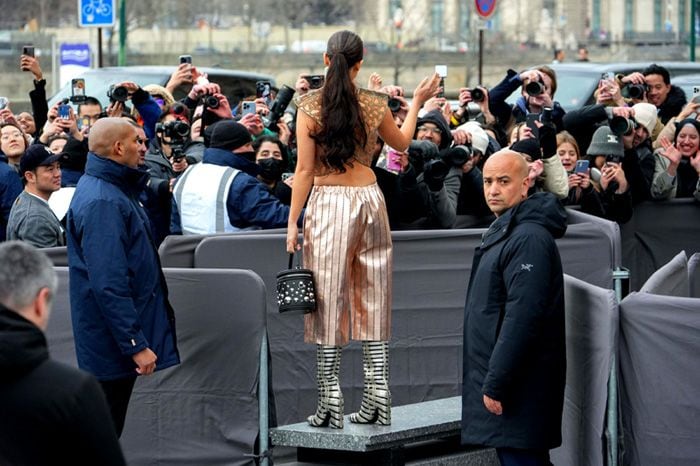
[388,98,401,113]
[525,81,544,96]
[610,116,636,136]
[445,145,472,166]
[627,84,646,100]
[109,85,128,102]
[470,88,485,103]
[174,121,190,137]
[204,95,220,109]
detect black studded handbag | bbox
[276,253,317,314]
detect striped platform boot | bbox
[307,345,344,429]
[349,341,391,425]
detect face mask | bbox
[257,158,284,181]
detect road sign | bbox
[475,0,497,19]
[78,0,115,28]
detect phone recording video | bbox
[179,55,192,65]
[256,81,272,106]
[435,65,447,98]
[574,159,589,174]
[58,103,71,120]
[241,101,256,116]
[71,78,86,104]
[22,45,34,57]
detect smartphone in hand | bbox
[574,159,589,174]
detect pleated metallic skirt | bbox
[303,183,392,346]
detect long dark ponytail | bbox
[312,30,367,173]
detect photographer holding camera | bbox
[619,64,686,124]
[488,66,566,134]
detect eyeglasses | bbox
[417,125,442,135]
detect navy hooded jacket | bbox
[462,192,567,450]
[67,153,179,380]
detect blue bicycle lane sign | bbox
[78,0,115,27]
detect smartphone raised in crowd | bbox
[256,81,272,106]
[574,159,590,174]
[435,65,447,98]
[58,103,71,120]
[71,78,86,104]
[0,97,8,110]
[241,101,256,116]
[386,149,402,172]
[22,45,34,57]
[179,55,192,65]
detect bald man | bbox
[66,118,179,437]
[461,150,567,466]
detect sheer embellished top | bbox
[295,88,389,170]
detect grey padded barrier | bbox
[551,275,618,466]
[619,292,700,466]
[46,267,267,466]
[193,219,619,426]
[620,199,700,290]
[688,253,700,298]
[639,250,689,297]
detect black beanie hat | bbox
[205,120,252,151]
[510,138,542,161]
[58,137,88,172]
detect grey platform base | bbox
[270,397,498,466]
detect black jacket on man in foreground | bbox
[461,192,567,450]
[0,304,125,465]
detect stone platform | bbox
[270,397,498,466]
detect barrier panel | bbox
[688,253,700,298]
[620,199,700,290]
[193,213,618,426]
[46,267,267,466]
[551,275,618,466]
[619,292,700,466]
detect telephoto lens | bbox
[609,116,637,136]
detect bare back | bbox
[295,88,388,186]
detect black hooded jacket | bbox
[0,305,125,465]
[657,85,687,125]
[462,192,567,450]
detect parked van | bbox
[48,66,275,109]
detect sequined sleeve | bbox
[358,89,389,132]
[294,91,323,126]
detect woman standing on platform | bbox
[286,30,440,429]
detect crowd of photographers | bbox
[1,53,699,248]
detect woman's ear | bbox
[323,53,331,67]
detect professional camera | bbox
[470,88,485,103]
[464,102,483,122]
[202,94,220,109]
[156,120,190,162]
[525,80,545,96]
[107,85,128,103]
[388,97,402,113]
[609,116,637,136]
[443,145,472,166]
[264,84,296,132]
[622,83,648,100]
